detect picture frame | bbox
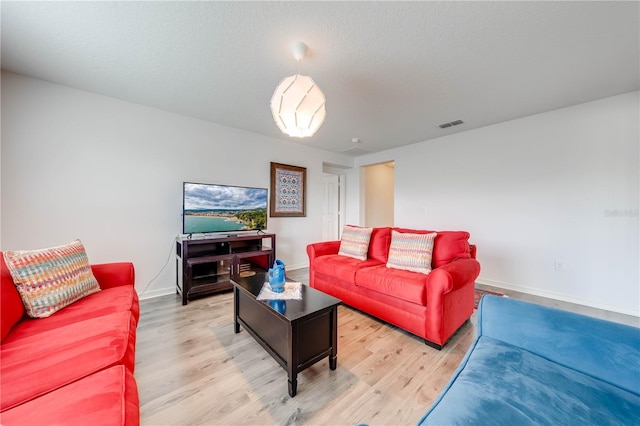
[270,162,306,217]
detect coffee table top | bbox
[231,272,341,321]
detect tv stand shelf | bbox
[176,233,275,305]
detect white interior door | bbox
[322,174,340,241]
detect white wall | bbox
[0,72,353,298]
[355,92,639,316]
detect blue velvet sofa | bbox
[418,295,640,425]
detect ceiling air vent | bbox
[438,119,464,129]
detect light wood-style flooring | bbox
[136,269,638,425]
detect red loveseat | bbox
[0,255,140,425]
[307,227,480,349]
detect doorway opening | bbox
[363,161,394,227]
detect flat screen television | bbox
[182,182,268,235]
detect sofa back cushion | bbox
[1,253,25,343]
[393,228,471,268]
[479,295,640,396]
[368,227,392,263]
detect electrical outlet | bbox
[554,260,566,272]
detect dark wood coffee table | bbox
[231,272,341,397]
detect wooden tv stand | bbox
[175,233,275,305]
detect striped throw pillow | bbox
[3,239,101,318]
[386,231,437,274]
[338,225,374,260]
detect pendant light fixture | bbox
[270,42,326,138]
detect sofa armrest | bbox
[479,295,640,395]
[423,258,479,346]
[427,258,481,295]
[91,262,135,290]
[424,258,480,318]
[306,241,340,262]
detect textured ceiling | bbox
[2,1,638,155]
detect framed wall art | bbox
[270,162,306,217]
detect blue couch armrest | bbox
[478,295,640,395]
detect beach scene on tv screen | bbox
[183,183,267,233]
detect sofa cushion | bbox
[0,311,136,411]
[386,231,436,274]
[0,256,24,343]
[393,228,471,268]
[313,255,382,285]
[3,239,101,318]
[367,227,392,263]
[3,286,140,342]
[419,336,640,425]
[479,295,640,396]
[355,265,428,305]
[338,225,373,260]
[0,365,139,426]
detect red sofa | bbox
[307,227,480,349]
[0,255,140,425]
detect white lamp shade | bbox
[270,74,326,138]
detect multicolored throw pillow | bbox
[3,239,101,318]
[386,231,437,274]
[338,225,374,260]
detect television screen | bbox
[183,182,268,234]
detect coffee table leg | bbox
[329,306,338,370]
[233,288,240,334]
[288,375,297,398]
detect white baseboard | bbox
[285,262,309,271]
[138,286,175,300]
[476,277,640,318]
